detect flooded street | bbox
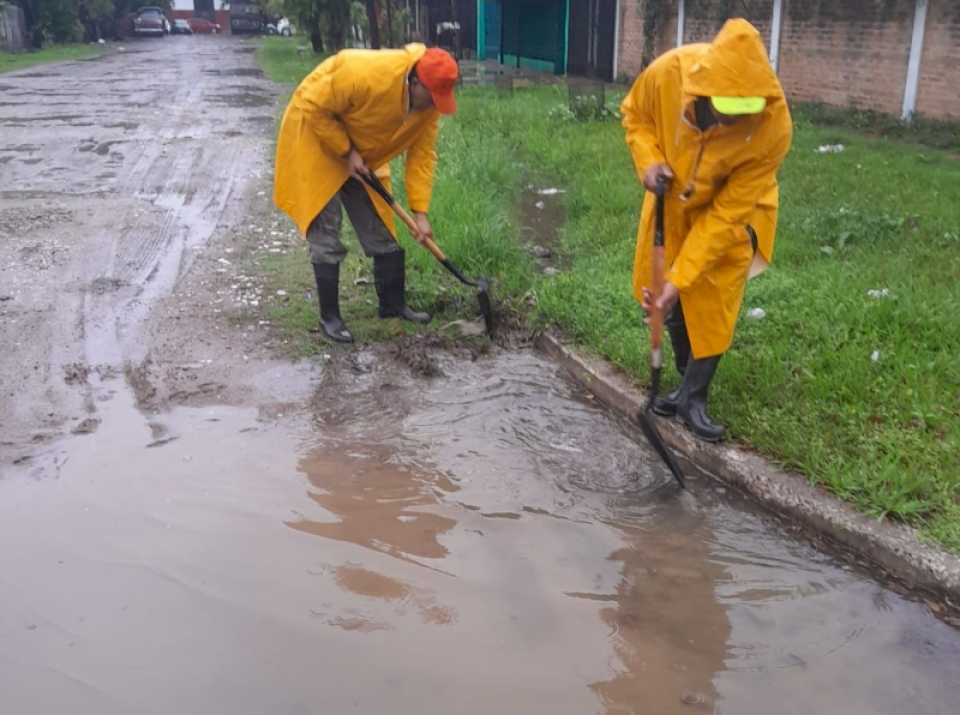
[2,348,959,714]
[1,34,959,715]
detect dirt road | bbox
[1,37,959,715]
[0,35,280,470]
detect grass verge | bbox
[257,41,960,552]
[0,43,102,74]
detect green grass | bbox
[256,36,323,84]
[257,42,960,552]
[0,44,102,74]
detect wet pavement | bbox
[2,34,960,715]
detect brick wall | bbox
[618,0,679,81]
[778,0,915,115]
[681,0,771,45]
[915,1,960,119]
[614,0,960,120]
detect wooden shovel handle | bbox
[650,182,667,363]
[360,173,448,262]
[389,201,449,263]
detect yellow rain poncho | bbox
[274,43,440,237]
[622,19,793,358]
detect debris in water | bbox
[535,200,545,210]
[71,418,100,435]
[871,350,881,363]
[867,288,891,300]
[530,245,552,259]
[63,362,90,385]
[536,188,565,195]
[747,307,766,320]
[147,436,179,449]
[276,289,288,297]
[816,144,845,154]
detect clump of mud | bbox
[389,335,447,378]
[63,362,90,385]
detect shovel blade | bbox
[476,282,495,336]
[637,409,686,489]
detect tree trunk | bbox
[365,0,380,49]
[385,0,393,47]
[309,13,325,54]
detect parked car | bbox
[273,17,294,36]
[266,16,293,36]
[132,7,167,36]
[188,17,221,34]
[171,19,193,35]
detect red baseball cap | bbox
[415,48,458,115]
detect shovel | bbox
[635,181,686,489]
[360,172,495,336]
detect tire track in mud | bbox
[0,37,279,473]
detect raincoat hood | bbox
[683,19,783,100]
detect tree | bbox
[78,0,114,42]
[363,0,378,48]
[278,0,352,54]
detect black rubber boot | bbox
[652,306,692,416]
[665,304,691,377]
[312,262,353,343]
[374,250,431,324]
[676,355,725,442]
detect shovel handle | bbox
[360,173,448,263]
[650,180,667,366]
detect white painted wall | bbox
[170,1,197,11]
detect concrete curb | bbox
[536,331,960,609]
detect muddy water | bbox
[1,349,958,714]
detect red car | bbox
[188,18,221,34]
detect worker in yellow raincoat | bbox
[622,18,793,441]
[274,44,458,343]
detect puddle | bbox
[205,92,273,108]
[203,67,264,77]
[6,349,955,712]
[520,183,566,272]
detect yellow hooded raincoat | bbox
[622,19,793,358]
[274,43,440,237]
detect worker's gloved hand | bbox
[346,148,371,180]
[643,163,674,193]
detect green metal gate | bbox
[477,0,569,75]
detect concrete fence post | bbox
[769,0,784,72]
[676,0,685,47]
[902,0,929,121]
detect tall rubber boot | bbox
[676,355,725,442]
[374,250,431,324]
[312,262,353,343]
[652,306,691,416]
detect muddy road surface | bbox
[0,35,279,468]
[2,37,960,715]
